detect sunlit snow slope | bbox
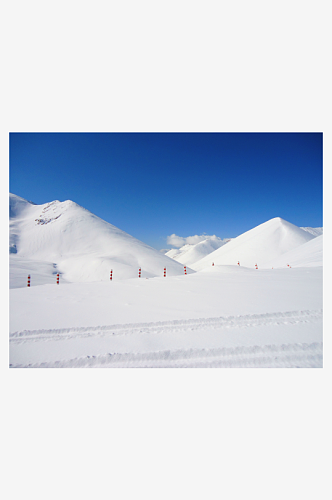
[261,234,323,268]
[192,217,315,270]
[9,193,190,286]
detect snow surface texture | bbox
[9,194,323,368]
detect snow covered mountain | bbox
[9,194,322,288]
[9,193,191,286]
[165,225,323,268]
[165,236,231,266]
[192,217,316,270]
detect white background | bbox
[2,1,331,499]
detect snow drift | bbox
[192,217,316,270]
[9,193,191,285]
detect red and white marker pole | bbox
[255,263,258,269]
[138,268,141,278]
[212,262,214,266]
[184,266,187,275]
[56,273,59,284]
[110,270,113,281]
[164,267,166,277]
[27,275,30,287]
[237,261,240,266]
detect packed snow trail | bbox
[11,343,322,368]
[9,309,323,368]
[10,309,322,341]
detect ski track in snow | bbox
[10,309,323,368]
[18,343,322,368]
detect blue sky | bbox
[9,133,323,250]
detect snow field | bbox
[9,266,323,367]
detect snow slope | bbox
[192,217,315,270]
[9,193,191,286]
[300,227,323,237]
[165,236,230,266]
[261,234,323,268]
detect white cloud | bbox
[166,234,187,247]
[166,233,222,248]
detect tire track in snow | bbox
[10,309,322,344]
[11,342,323,368]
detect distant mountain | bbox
[165,226,323,267]
[165,236,231,267]
[300,227,323,237]
[9,193,192,287]
[192,217,316,270]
